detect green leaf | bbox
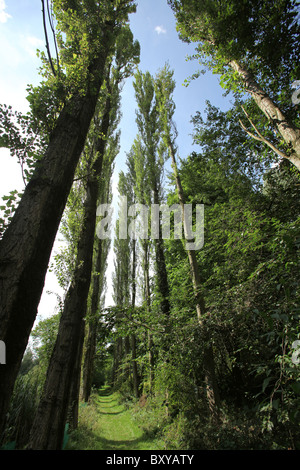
[262,377,273,392]
[290,382,300,395]
[272,399,280,410]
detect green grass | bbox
[66,387,165,451]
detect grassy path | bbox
[67,387,164,451]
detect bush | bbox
[1,366,43,449]
[131,392,170,440]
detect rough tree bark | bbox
[142,240,154,394]
[68,320,85,430]
[131,238,140,398]
[81,238,103,403]
[112,337,123,387]
[152,182,171,319]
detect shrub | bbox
[1,366,43,449]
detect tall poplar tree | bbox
[126,138,155,392]
[111,188,132,388]
[133,70,171,319]
[155,63,221,420]
[81,143,115,403]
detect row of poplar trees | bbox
[0,0,140,450]
[110,64,221,422]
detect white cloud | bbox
[27,36,44,48]
[0,0,11,23]
[24,35,44,57]
[154,25,167,35]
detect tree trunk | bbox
[81,239,103,403]
[81,322,97,403]
[131,239,140,398]
[0,30,113,434]
[131,334,139,398]
[68,320,85,430]
[152,184,170,319]
[168,139,221,421]
[230,59,300,171]
[27,178,99,449]
[142,240,154,394]
[124,336,131,380]
[112,337,123,387]
[148,332,155,395]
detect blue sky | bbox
[0,0,233,316]
[119,0,232,176]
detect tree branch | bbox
[239,105,290,161]
[46,0,60,74]
[41,0,56,77]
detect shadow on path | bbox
[68,386,163,451]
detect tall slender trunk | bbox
[148,332,155,395]
[112,337,123,387]
[131,239,140,398]
[27,178,99,450]
[68,320,85,430]
[131,334,139,398]
[0,29,113,434]
[124,336,131,380]
[168,139,220,421]
[142,240,154,394]
[27,93,112,450]
[81,322,97,402]
[230,60,300,171]
[152,184,170,319]
[81,239,103,402]
[82,163,113,401]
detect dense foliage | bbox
[0,0,299,451]
[108,95,300,449]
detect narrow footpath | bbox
[67,387,164,451]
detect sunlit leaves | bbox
[0,190,23,239]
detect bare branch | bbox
[239,105,290,161]
[46,0,60,74]
[41,0,56,77]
